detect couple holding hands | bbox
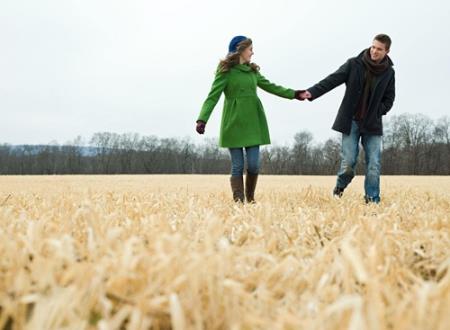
[196,34,395,204]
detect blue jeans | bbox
[229,146,260,177]
[336,121,382,203]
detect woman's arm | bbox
[197,70,228,123]
[256,72,295,99]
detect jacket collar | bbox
[234,64,252,72]
[357,48,394,67]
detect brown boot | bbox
[245,173,258,203]
[230,176,244,203]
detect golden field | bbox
[0,175,449,330]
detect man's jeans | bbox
[229,146,260,177]
[336,121,382,203]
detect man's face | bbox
[370,40,389,63]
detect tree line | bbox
[1,113,449,175]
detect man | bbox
[300,34,395,203]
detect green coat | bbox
[197,64,295,148]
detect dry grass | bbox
[0,175,449,330]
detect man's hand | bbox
[196,120,206,134]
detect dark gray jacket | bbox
[308,50,395,135]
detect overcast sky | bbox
[1,0,449,146]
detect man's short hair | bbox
[374,34,392,51]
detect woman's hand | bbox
[196,120,206,134]
[294,90,312,100]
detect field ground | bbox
[0,175,449,329]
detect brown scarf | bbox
[354,49,390,121]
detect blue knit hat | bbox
[228,35,247,53]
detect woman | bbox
[196,35,304,203]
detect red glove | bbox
[196,120,206,134]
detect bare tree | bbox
[292,131,313,174]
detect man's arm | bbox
[380,71,395,115]
[306,59,351,101]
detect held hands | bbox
[301,90,312,100]
[196,120,206,134]
[294,90,312,101]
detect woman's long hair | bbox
[218,38,260,73]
